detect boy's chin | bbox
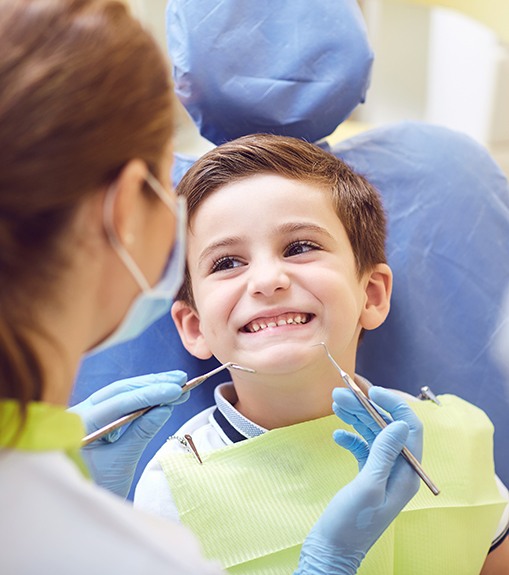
[239,343,319,376]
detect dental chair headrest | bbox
[167,0,373,144]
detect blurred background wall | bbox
[121,0,213,157]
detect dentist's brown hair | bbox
[0,0,174,417]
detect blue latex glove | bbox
[69,371,188,498]
[296,387,423,575]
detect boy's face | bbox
[172,174,391,377]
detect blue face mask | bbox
[86,172,187,356]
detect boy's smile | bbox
[241,311,314,333]
[173,174,390,384]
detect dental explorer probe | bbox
[81,362,255,447]
[315,342,440,496]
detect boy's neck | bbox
[231,371,349,430]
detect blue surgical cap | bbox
[167,0,373,144]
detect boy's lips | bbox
[241,312,314,333]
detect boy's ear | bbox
[359,263,393,331]
[171,300,213,360]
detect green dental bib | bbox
[0,400,88,476]
[159,394,506,574]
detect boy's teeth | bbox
[244,313,311,333]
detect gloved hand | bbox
[69,371,188,498]
[296,386,423,575]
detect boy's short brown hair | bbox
[176,134,387,304]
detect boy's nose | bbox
[247,260,291,297]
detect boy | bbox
[135,134,509,574]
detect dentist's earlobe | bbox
[106,159,148,246]
[171,300,213,360]
[359,263,393,331]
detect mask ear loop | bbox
[145,171,178,213]
[145,171,188,294]
[103,173,187,297]
[103,182,152,293]
[155,198,187,290]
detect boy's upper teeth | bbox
[244,312,311,333]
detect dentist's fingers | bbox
[332,388,384,443]
[118,404,175,444]
[69,371,190,434]
[361,420,409,479]
[86,371,188,403]
[368,387,423,460]
[332,387,422,460]
[333,429,370,471]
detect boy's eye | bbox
[284,240,321,257]
[210,256,244,273]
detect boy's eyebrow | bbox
[198,236,243,267]
[277,222,335,240]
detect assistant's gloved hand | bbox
[69,371,188,498]
[296,387,423,575]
